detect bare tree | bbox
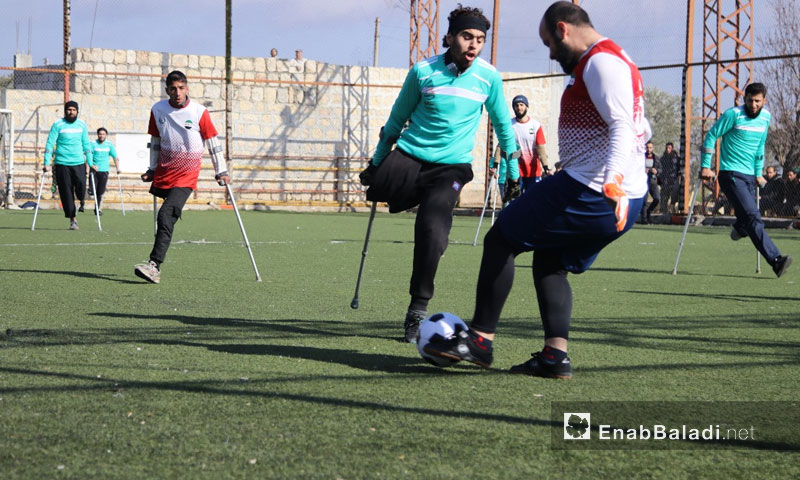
[758,0,800,171]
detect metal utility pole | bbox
[409,0,440,66]
[225,0,233,195]
[484,0,500,191]
[374,17,380,67]
[681,0,696,214]
[63,0,70,102]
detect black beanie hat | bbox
[64,100,79,112]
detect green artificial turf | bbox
[1,208,798,479]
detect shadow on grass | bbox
[1,365,797,451]
[195,342,446,374]
[623,289,800,302]
[494,313,800,360]
[591,266,767,279]
[0,366,550,427]
[0,268,141,284]
[91,312,402,342]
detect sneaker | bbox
[773,255,792,278]
[422,328,493,368]
[730,228,746,241]
[69,220,79,230]
[94,208,102,216]
[78,205,84,213]
[404,310,426,343]
[509,352,572,379]
[134,260,161,284]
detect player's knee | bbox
[533,250,568,279]
[157,204,182,224]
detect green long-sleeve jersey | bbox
[702,105,770,176]
[372,54,517,166]
[89,140,118,172]
[44,118,93,167]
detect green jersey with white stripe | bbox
[89,140,118,172]
[702,105,770,176]
[44,118,92,167]
[372,54,517,167]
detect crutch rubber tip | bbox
[350,298,359,309]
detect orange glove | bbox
[602,173,629,232]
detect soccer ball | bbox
[416,312,468,367]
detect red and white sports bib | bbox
[148,99,217,190]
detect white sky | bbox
[0,0,782,94]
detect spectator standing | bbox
[659,142,681,213]
[760,165,783,216]
[782,168,800,216]
[640,140,661,223]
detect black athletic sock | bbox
[409,297,428,313]
[533,250,572,339]
[541,345,567,364]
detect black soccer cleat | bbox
[422,328,493,368]
[773,255,792,278]
[509,352,572,380]
[404,310,426,343]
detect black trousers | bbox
[149,187,192,265]
[640,178,661,220]
[367,149,474,311]
[53,164,86,218]
[88,171,109,204]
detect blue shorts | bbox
[496,171,645,273]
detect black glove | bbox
[359,164,378,186]
[503,180,521,203]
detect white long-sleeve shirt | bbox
[559,38,650,197]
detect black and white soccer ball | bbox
[416,312,468,367]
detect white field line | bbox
[0,240,294,247]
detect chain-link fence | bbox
[2,0,799,221]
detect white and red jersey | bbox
[559,38,649,197]
[512,117,546,178]
[148,99,218,190]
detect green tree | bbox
[644,86,702,161]
[0,74,13,90]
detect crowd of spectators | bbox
[761,165,800,217]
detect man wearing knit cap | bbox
[360,4,519,342]
[510,94,549,191]
[42,101,93,230]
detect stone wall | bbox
[3,47,562,209]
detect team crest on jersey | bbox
[158,116,166,125]
[529,127,535,134]
[452,181,462,191]
[184,120,194,130]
